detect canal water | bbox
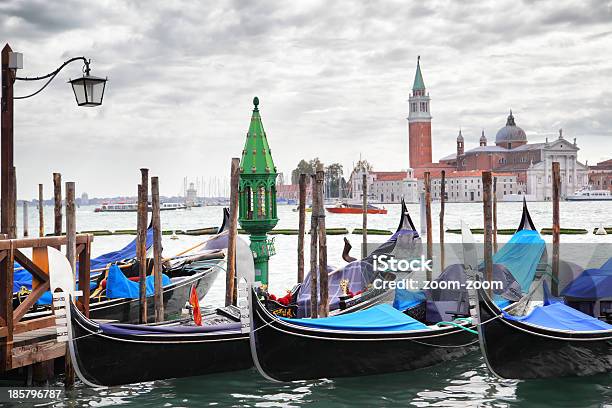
[14,201,612,406]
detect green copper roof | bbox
[412,56,425,91]
[240,97,277,176]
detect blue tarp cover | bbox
[393,289,426,311]
[281,304,430,332]
[561,257,612,299]
[106,264,171,299]
[493,230,545,293]
[502,302,612,331]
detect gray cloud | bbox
[0,0,610,199]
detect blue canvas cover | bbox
[393,289,426,311]
[493,229,545,293]
[561,257,612,299]
[12,227,154,294]
[105,264,171,299]
[502,302,612,331]
[282,304,430,332]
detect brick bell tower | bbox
[408,56,432,168]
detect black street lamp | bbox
[1,43,108,237]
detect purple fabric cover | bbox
[99,321,241,336]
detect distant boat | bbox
[95,202,187,212]
[326,202,387,215]
[566,187,612,201]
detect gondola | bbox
[475,284,612,379]
[249,285,477,382]
[22,209,231,323]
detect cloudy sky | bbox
[2,0,611,199]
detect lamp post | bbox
[1,43,107,238]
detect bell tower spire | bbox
[408,56,432,169]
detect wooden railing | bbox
[0,234,93,371]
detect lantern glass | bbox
[69,75,107,107]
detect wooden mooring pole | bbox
[552,162,561,296]
[226,158,240,306]
[439,170,445,272]
[64,182,76,388]
[151,177,164,322]
[316,169,328,317]
[493,176,498,252]
[482,171,493,295]
[297,173,306,283]
[53,173,62,240]
[362,173,367,259]
[136,168,149,323]
[38,184,44,237]
[22,201,28,237]
[309,174,319,318]
[424,172,433,281]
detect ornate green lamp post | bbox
[238,97,278,286]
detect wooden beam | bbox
[138,168,149,323]
[1,44,15,239]
[12,281,50,323]
[13,249,48,283]
[297,173,306,284]
[362,173,367,258]
[77,237,91,317]
[482,171,493,295]
[22,201,28,237]
[493,176,498,252]
[0,315,56,338]
[424,172,433,281]
[38,184,44,237]
[10,340,65,370]
[226,158,240,306]
[552,162,561,296]
[309,174,319,318]
[0,234,92,250]
[316,169,329,317]
[439,170,446,272]
[53,173,62,240]
[151,176,164,322]
[0,243,14,370]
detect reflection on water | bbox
[62,353,611,407]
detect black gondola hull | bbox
[250,290,477,382]
[70,304,251,386]
[476,287,612,379]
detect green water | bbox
[57,353,611,407]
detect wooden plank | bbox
[13,327,57,346]
[309,174,319,318]
[138,168,149,323]
[0,234,92,250]
[297,173,306,283]
[151,177,164,322]
[0,315,56,338]
[226,158,240,306]
[0,244,14,370]
[11,340,65,370]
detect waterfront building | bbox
[589,159,612,192]
[185,182,198,206]
[349,169,419,203]
[429,170,518,202]
[408,58,589,200]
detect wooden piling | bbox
[482,171,493,295]
[424,172,433,281]
[151,177,164,322]
[439,170,445,271]
[493,176,498,252]
[309,174,319,318]
[38,184,44,237]
[64,181,76,388]
[316,169,328,317]
[552,162,561,296]
[53,173,62,238]
[22,201,28,237]
[297,173,306,283]
[362,173,367,259]
[226,158,240,306]
[138,168,149,323]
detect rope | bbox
[436,320,478,335]
[70,329,103,342]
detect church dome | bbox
[495,111,527,145]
